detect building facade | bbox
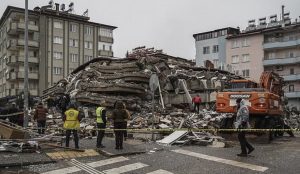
[0,5,116,99]
[263,23,300,109]
[225,12,300,109]
[226,31,265,82]
[193,27,239,69]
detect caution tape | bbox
[0,112,24,118]
[21,127,300,132]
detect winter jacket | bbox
[34,105,48,122]
[235,99,250,129]
[111,101,130,123]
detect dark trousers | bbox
[124,123,128,139]
[114,122,127,148]
[65,129,79,149]
[37,120,46,134]
[97,123,106,147]
[194,103,200,113]
[238,131,254,154]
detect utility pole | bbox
[23,0,29,127]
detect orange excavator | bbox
[216,71,287,139]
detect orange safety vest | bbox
[64,108,80,129]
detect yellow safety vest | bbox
[64,109,80,129]
[96,107,105,123]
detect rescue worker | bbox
[63,103,81,149]
[192,94,201,113]
[96,102,107,148]
[34,103,48,134]
[235,98,254,157]
[111,101,130,150]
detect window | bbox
[53,67,62,75]
[242,38,249,47]
[99,28,113,37]
[212,45,219,53]
[53,52,63,59]
[109,45,112,51]
[69,39,78,47]
[234,70,239,75]
[84,55,93,62]
[70,24,78,32]
[232,40,239,48]
[289,52,294,58]
[53,36,63,44]
[54,21,63,29]
[33,51,38,57]
[103,44,105,51]
[289,85,294,92]
[85,26,93,35]
[69,68,74,72]
[242,54,250,62]
[275,65,283,71]
[70,54,78,62]
[203,46,210,54]
[84,41,93,49]
[290,68,294,75]
[232,55,239,63]
[242,69,250,77]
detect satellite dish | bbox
[149,74,159,92]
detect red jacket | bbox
[192,96,201,104]
[34,105,48,122]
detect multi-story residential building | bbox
[193,27,239,69]
[225,9,300,109]
[263,23,300,109]
[226,25,265,82]
[0,4,116,100]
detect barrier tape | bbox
[0,112,24,118]
[21,127,300,132]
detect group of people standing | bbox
[34,100,130,150]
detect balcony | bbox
[98,50,113,57]
[263,38,300,49]
[263,56,300,66]
[7,55,39,65]
[285,91,300,98]
[99,36,114,43]
[282,74,300,81]
[7,22,39,34]
[7,39,39,49]
[6,72,39,81]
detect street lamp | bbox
[23,0,29,127]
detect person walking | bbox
[111,101,130,150]
[96,103,107,148]
[34,103,48,134]
[192,94,201,113]
[235,98,254,157]
[63,103,82,149]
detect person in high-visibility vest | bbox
[96,103,107,148]
[63,103,82,149]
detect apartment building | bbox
[225,10,300,109]
[0,4,116,100]
[193,27,239,69]
[263,23,300,109]
[226,28,264,82]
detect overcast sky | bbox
[1,0,299,59]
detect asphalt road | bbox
[1,134,299,174]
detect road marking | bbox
[103,162,149,174]
[172,149,268,172]
[70,159,104,174]
[146,169,174,174]
[41,156,129,174]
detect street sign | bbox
[149,74,159,91]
